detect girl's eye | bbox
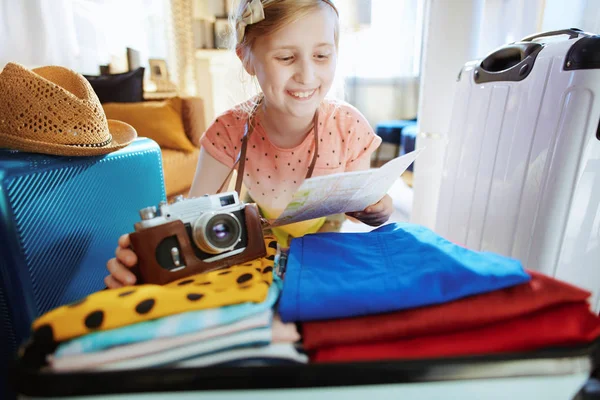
[315,54,330,60]
[277,56,294,62]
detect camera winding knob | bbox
[139,206,157,220]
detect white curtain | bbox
[0,0,169,76]
[0,0,78,70]
[167,0,196,95]
[541,0,600,34]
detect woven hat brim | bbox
[0,120,137,157]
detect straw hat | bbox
[0,63,137,156]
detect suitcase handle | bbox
[480,43,541,73]
[475,42,543,83]
[521,28,583,42]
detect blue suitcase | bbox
[0,138,166,399]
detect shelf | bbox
[195,49,231,60]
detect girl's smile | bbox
[286,88,318,100]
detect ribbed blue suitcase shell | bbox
[0,138,166,398]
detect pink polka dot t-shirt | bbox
[200,98,382,237]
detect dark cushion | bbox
[84,68,144,104]
[375,119,417,145]
[401,124,418,171]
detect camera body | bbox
[129,192,266,285]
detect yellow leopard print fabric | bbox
[31,236,278,343]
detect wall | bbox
[411,0,486,230]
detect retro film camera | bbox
[129,191,266,285]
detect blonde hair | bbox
[229,0,340,116]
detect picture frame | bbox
[213,17,232,49]
[127,47,141,71]
[99,64,110,75]
[148,58,169,82]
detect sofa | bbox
[102,96,206,199]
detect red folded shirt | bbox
[303,271,590,350]
[312,301,600,362]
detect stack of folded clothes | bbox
[20,236,307,371]
[278,223,600,363]
[21,224,600,371]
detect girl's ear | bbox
[236,45,255,76]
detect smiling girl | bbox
[105,0,393,288]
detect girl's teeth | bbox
[290,90,314,98]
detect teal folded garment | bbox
[278,223,530,322]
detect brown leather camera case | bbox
[129,203,266,285]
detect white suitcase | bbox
[435,29,600,309]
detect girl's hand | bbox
[105,234,138,289]
[346,194,394,227]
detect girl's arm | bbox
[188,148,233,197]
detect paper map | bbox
[269,149,422,227]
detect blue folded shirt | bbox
[278,223,530,322]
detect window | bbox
[337,0,425,79]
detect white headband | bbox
[236,0,338,45]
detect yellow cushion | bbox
[103,97,196,152]
[162,147,200,198]
[181,97,206,146]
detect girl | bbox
[105,0,394,289]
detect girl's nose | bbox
[294,59,315,85]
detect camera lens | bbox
[207,215,239,246]
[193,212,242,254]
[212,222,229,240]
